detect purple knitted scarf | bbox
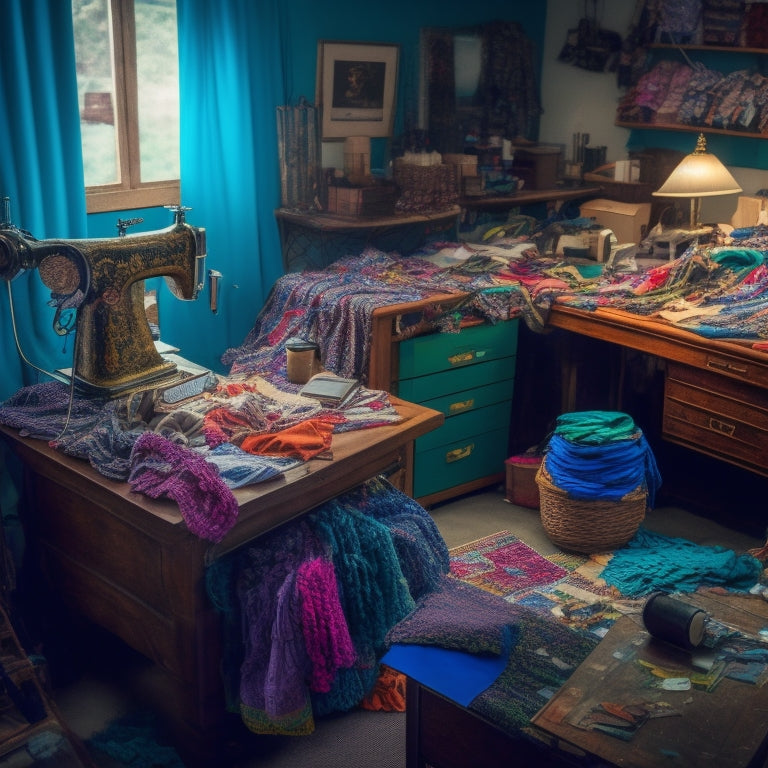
[128,432,238,542]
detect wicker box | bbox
[393,160,458,213]
[505,455,542,508]
[326,184,397,217]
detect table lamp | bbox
[652,133,742,229]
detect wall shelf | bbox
[615,121,767,139]
[648,43,768,55]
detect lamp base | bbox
[689,196,702,229]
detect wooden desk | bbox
[548,305,768,477]
[367,298,768,486]
[0,398,442,766]
[533,592,768,768]
[275,207,461,272]
[407,593,768,768]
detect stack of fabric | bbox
[543,411,662,506]
[537,411,662,553]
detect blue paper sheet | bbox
[382,643,508,707]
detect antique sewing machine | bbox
[0,199,210,398]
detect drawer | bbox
[663,363,768,473]
[416,399,513,453]
[398,320,518,379]
[413,425,510,498]
[397,357,515,403]
[419,378,514,420]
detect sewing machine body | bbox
[0,208,207,396]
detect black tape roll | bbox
[642,593,707,649]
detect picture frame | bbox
[316,40,399,139]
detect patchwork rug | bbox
[449,531,568,597]
[449,531,626,639]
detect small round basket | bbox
[535,465,646,554]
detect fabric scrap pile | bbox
[0,373,401,543]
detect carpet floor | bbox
[51,485,762,768]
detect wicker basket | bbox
[535,465,646,554]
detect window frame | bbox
[83,0,180,213]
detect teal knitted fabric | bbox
[553,410,638,444]
[600,527,762,597]
[309,499,416,716]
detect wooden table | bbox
[533,592,768,768]
[459,185,602,212]
[0,397,442,766]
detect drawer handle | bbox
[448,351,475,366]
[708,417,736,437]
[446,443,474,463]
[449,398,474,414]
[706,359,748,375]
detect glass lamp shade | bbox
[652,134,742,228]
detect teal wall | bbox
[86,1,547,236]
[82,3,546,371]
[276,1,546,117]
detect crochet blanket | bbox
[386,577,598,735]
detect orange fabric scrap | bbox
[360,664,407,712]
[239,418,335,461]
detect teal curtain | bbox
[0,0,87,400]
[166,0,289,374]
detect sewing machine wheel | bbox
[38,252,87,297]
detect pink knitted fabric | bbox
[128,432,238,542]
[296,556,356,693]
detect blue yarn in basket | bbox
[544,411,662,507]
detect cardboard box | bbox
[731,195,767,228]
[326,184,397,217]
[579,198,652,245]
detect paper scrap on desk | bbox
[657,303,723,322]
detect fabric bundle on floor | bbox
[205,477,449,736]
[543,410,662,507]
[600,527,763,597]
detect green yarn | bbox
[87,711,184,768]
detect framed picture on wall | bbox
[316,40,399,139]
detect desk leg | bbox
[405,678,425,768]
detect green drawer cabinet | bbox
[396,320,519,503]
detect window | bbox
[72,0,180,213]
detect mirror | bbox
[420,21,542,155]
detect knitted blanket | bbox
[205,477,449,735]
